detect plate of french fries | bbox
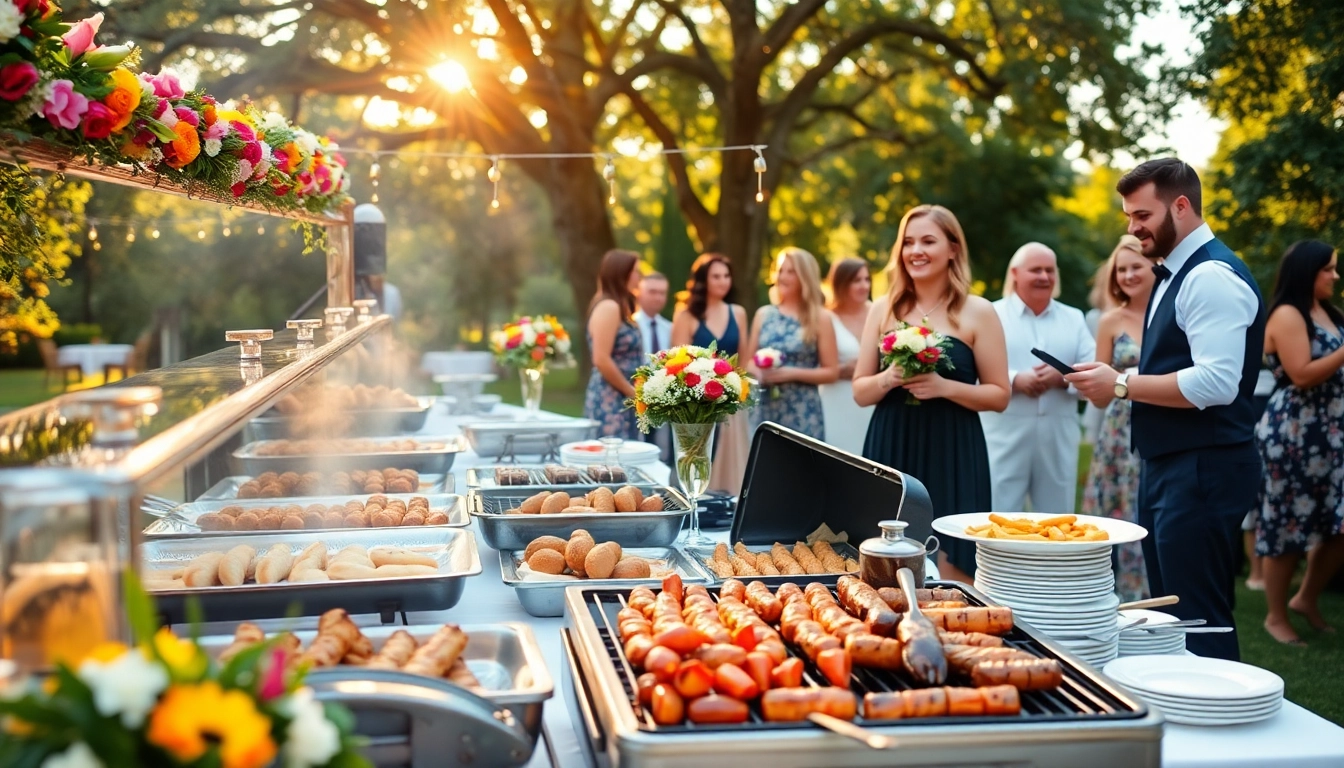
[932,512,1147,553]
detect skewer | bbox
[807,712,896,750]
[1117,595,1179,611]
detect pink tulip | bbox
[61,12,103,57]
[43,80,89,130]
[0,62,39,102]
[148,71,184,100]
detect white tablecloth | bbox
[194,401,1344,768]
[420,350,495,377]
[57,343,132,377]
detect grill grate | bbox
[469,465,658,488]
[579,582,1146,734]
[473,484,691,516]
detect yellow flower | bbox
[85,642,129,663]
[104,67,141,132]
[147,682,276,768]
[151,627,207,680]
[214,109,252,128]
[739,376,751,402]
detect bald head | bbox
[1004,242,1059,312]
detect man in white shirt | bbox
[981,243,1095,514]
[1068,158,1265,661]
[635,272,673,459]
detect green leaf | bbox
[121,568,159,646]
[143,119,178,143]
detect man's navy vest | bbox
[1132,237,1266,460]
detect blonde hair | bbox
[1105,234,1147,307]
[770,246,825,342]
[883,205,972,328]
[1002,242,1061,300]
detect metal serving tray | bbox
[461,418,599,460]
[196,622,552,747]
[562,580,1162,768]
[143,527,481,623]
[470,484,690,550]
[196,473,454,501]
[501,547,711,618]
[142,493,468,537]
[233,435,467,476]
[681,541,861,587]
[246,396,435,440]
[466,464,656,488]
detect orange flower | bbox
[147,682,276,768]
[530,347,545,361]
[164,121,201,169]
[635,399,648,416]
[739,376,751,402]
[103,68,141,132]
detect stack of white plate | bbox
[560,439,661,468]
[1117,609,1186,657]
[1103,656,1284,726]
[974,546,1120,666]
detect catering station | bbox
[4,314,1344,768]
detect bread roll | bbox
[290,568,330,583]
[637,494,664,512]
[424,511,450,526]
[255,544,294,584]
[370,547,437,568]
[218,545,257,587]
[583,542,622,579]
[589,487,617,513]
[519,492,549,514]
[613,486,642,512]
[524,535,568,561]
[565,530,596,576]
[527,549,566,575]
[612,557,652,579]
[541,492,571,514]
[183,552,225,587]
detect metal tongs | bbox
[139,494,197,528]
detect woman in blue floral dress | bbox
[1081,236,1155,602]
[584,249,644,439]
[745,247,838,440]
[1254,240,1344,646]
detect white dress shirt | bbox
[1145,223,1260,410]
[636,311,673,359]
[994,293,1096,417]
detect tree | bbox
[92,0,1163,318]
[1184,0,1344,282]
[0,171,90,353]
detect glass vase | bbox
[519,366,545,417]
[671,421,716,548]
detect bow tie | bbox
[1152,262,1171,281]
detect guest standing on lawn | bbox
[1253,240,1344,646]
[819,257,875,456]
[584,249,644,439]
[1081,235,1155,602]
[745,247,839,441]
[1069,158,1266,661]
[854,205,1010,583]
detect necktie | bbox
[649,317,660,353]
[1152,262,1171,281]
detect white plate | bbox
[977,547,1116,565]
[976,585,1116,605]
[561,440,660,466]
[1141,691,1283,712]
[976,572,1115,590]
[1157,703,1281,726]
[935,513,1147,554]
[1118,609,1180,625]
[1103,656,1284,701]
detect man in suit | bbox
[635,272,673,460]
[1068,158,1266,661]
[981,243,1095,514]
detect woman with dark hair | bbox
[583,249,644,439]
[1254,240,1344,646]
[819,257,874,454]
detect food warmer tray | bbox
[461,418,599,460]
[245,396,435,440]
[196,473,454,500]
[142,493,469,537]
[466,464,657,488]
[470,484,690,550]
[500,547,712,618]
[196,622,552,750]
[143,527,482,623]
[232,435,468,476]
[562,580,1161,768]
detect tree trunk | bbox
[541,157,617,368]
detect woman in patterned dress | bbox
[583,249,644,439]
[744,247,838,440]
[1255,240,1344,646]
[1081,235,1155,602]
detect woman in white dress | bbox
[819,258,874,454]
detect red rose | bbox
[230,182,247,197]
[683,372,701,387]
[712,358,732,376]
[918,326,931,336]
[703,380,724,400]
[81,102,116,140]
[535,332,547,346]
[18,0,50,18]
[0,62,39,102]
[916,348,940,365]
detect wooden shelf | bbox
[1,136,348,226]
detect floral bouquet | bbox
[879,322,954,405]
[752,347,784,399]
[0,574,368,768]
[490,315,574,371]
[629,344,755,433]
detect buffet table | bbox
[56,342,132,377]
[184,401,1344,768]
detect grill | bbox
[563,581,1163,768]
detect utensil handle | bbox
[807,712,895,750]
[1118,595,1179,611]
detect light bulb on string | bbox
[418,163,429,177]
[150,228,161,239]
[603,155,617,205]
[92,240,101,251]
[369,157,381,203]
[87,225,98,241]
[487,156,501,210]
[752,146,767,203]
[197,228,206,240]
[125,227,136,243]
[223,225,232,237]
[257,223,266,235]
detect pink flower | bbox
[61,12,103,57]
[174,107,200,127]
[132,128,155,146]
[712,358,732,376]
[505,335,521,350]
[148,71,184,99]
[257,647,288,701]
[231,120,255,142]
[683,372,701,387]
[915,348,940,365]
[703,380,725,400]
[81,102,116,139]
[18,0,52,18]
[241,140,262,164]
[917,326,931,336]
[0,62,39,101]
[43,80,89,130]
[203,120,229,141]
[880,334,896,354]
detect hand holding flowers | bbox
[878,322,954,405]
[752,347,785,398]
[490,315,574,371]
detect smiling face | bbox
[848,265,872,305]
[1121,182,1183,261]
[1011,247,1057,307]
[706,261,733,301]
[901,216,956,281]
[1317,252,1340,301]
[1114,247,1156,304]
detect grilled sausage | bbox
[745,580,784,623]
[862,685,1020,719]
[921,606,1015,635]
[875,587,967,613]
[761,687,858,721]
[969,659,1064,690]
[843,632,905,671]
[686,694,750,724]
[720,578,747,603]
[939,631,1004,647]
[836,575,900,637]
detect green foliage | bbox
[0,169,90,352]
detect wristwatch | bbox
[1114,372,1130,400]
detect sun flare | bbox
[428,60,470,93]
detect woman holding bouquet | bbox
[745,247,839,440]
[854,205,1010,582]
[672,253,752,494]
[584,249,645,439]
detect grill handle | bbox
[560,628,607,754]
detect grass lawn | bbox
[481,365,587,417]
[0,368,111,410]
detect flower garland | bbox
[0,2,351,216]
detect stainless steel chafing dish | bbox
[470,483,690,550]
[245,396,435,440]
[461,418,599,461]
[232,435,467,476]
[500,546,711,617]
[142,493,468,536]
[561,581,1162,768]
[196,473,454,500]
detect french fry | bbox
[967,514,1106,542]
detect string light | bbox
[91,240,101,251]
[603,155,617,205]
[369,160,380,204]
[487,156,501,210]
[125,227,135,243]
[151,228,161,239]
[197,228,206,239]
[418,163,429,177]
[752,146,767,203]
[257,224,266,235]
[87,225,97,241]
[223,225,232,237]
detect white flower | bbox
[260,111,289,133]
[77,649,168,729]
[41,742,104,768]
[295,130,319,155]
[232,159,254,185]
[685,357,717,376]
[723,371,742,393]
[556,337,571,354]
[149,147,164,164]
[204,138,222,157]
[0,2,24,43]
[156,104,178,129]
[642,371,675,402]
[521,326,537,346]
[281,688,341,768]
